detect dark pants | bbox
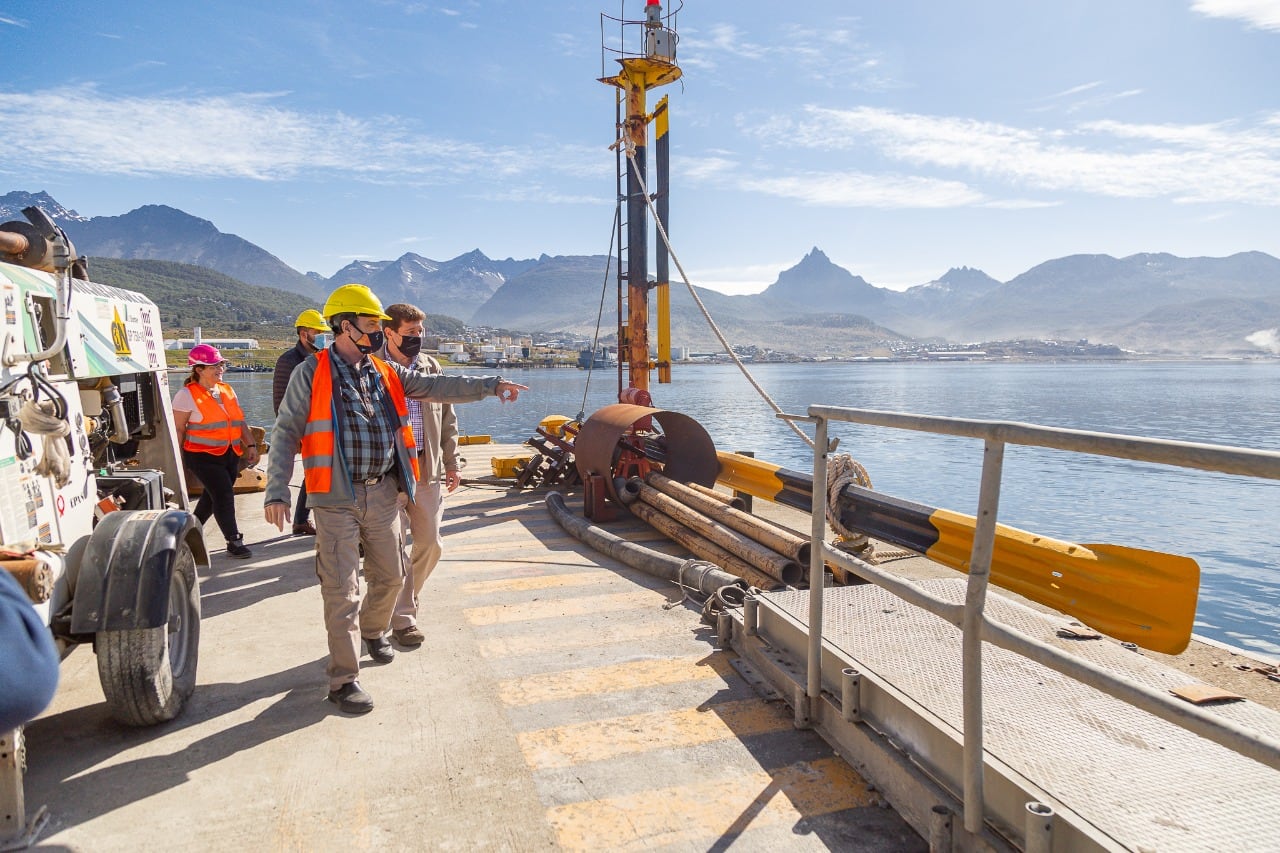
[295,482,310,525]
[185,447,242,543]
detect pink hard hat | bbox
[187,343,225,366]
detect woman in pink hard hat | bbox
[172,344,259,559]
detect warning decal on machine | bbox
[111,307,132,357]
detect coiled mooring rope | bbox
[19,398,71,488]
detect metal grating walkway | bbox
[759,579,1280,851]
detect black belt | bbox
[357,473,386,486]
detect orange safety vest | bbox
[183,382,247,455]
[300,350,420,494]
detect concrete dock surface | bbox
[23,445,924,851]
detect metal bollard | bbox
[928,805,953,853]
[1024,802,1054,853]
[793,683,811,729]
[716,611,732,649]
[743,593,758,636]
[841,668,862,722]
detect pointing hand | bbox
[496,381,528,403]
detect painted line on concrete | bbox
[475,614,683,659]
[464,590,663,626]
[496,653,735,706]
[460,570,621,595]
[517,697,791,770]
[439,558,604,577]
[546,756,877,851]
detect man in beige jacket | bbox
[381,303,459,647]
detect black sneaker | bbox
[327,681,373,714]
[227,538,252,559]
[364,635,395,663]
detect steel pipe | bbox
[646,470,809,563]
[544,491,744,595]
[961,438,1003,834]
[715,611,732,650]
[929,805,953,853]
[807,404,1280,481]
[744,593,758,635]
[841,667,861,723]
[0,228,30,257]
[623,499,781,590]
[1024,802,1053,853]
[622,477,802,585]
[686,480,744,509]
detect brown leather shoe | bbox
[392,625,425,646]
[292,521,317,536]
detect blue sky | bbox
[3,0,1279,293]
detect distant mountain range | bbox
[4,189,1279,356]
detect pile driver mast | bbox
[599,0,682,397]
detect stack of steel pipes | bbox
[614,471,811,591]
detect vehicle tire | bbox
[96,542,201,726]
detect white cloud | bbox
[1191,0,1280,32]
[675,149,988,209]
[0,86,588,186]
[674,154,737,182]
[473,187,607,205]
[1246,327,1280,352]
[688,260,791,295]
[752,171,985,208]
[681,18,891,90]
[1048,81,1103,99]
[759,105,1280,205]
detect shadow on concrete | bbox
[24,658,331,837]
[691,650,929,853]
[197,534,319,619]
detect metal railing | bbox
[599,1,683,77]
[795,405,1280,836]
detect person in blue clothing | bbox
[0,568,59,730]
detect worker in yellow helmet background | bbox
[272,306,333,535]
[264,283,527,714]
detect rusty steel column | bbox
[623,77,650,392]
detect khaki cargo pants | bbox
[313,477,405,689]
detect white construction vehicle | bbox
[0,206,206,847]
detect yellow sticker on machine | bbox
[111,307,131,356]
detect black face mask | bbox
[347,324,384,356]
[396,334,423,361]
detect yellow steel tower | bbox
[599,1,681,395]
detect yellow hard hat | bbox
[323,283,390,321]
[294,309,328,331]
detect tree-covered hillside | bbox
[87,258,468,345]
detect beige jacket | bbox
[409,353,459,483]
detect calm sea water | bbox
[226,360,1280,656]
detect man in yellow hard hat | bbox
[272,308,330,535]
[264,283,527,715]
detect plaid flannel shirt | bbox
[331,353,397,482]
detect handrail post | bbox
[962,437,1005,834]
[805,413,830,727]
